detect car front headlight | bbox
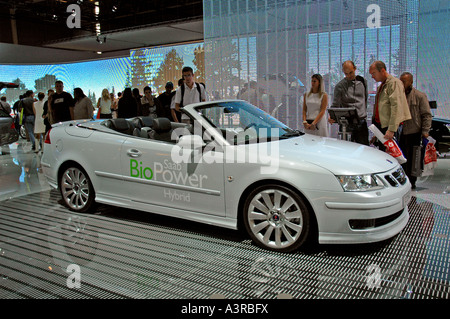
[336,174,384,192]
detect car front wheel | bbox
[60,166,95,213]
[243,185,310,252]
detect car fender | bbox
[223,155,339,221]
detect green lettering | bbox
[130,159,139,177]
[130,159,153,180]
[143,167,153,180]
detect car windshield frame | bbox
[192,100,301,145]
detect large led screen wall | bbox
[203,0,449,130]
[0,42,205,107]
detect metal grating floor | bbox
[0,190,448,299]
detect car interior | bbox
[101,116,194,143]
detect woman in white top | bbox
[302,74,329,137]
[97,88,112,119]
[33,92,46,150]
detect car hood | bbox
[278,134,399,175]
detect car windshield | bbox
[194,101,302,145]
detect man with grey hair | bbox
[369,61,411,143]
[398,71,432,189]
[330,60,369,145]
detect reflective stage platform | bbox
[0,141,448,299]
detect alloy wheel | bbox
[60,167,93,212]
[244,186,309,252]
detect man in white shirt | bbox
[174,66,206,123]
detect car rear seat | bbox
[131,116,154,137]
[103,118,135,135]
[139,127,153,139]
[148,118,173,142]
[131,116,153,129]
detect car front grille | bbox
[380,166,408,187]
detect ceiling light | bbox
[96,22,101,36]
[94,2,100,16]
[112,5,118,12]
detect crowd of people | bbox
[3,62,431,188]
[304,60,432,188]
[4,66,206,151]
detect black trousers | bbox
[399,132,422,186]
[339,120,369,145]
[351,120,369,146]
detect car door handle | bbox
[127,149,142,158]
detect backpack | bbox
[179,82,202,108]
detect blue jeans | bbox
[24,115,36,147]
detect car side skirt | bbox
[95,192,238,230]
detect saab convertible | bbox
[41,100,411,252]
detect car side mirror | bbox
[177,135,206,149]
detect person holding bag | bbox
[398,72,432,189]
[369,61,411,145]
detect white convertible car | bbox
[41,100,411,252]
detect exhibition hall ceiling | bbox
[0,0,204,63]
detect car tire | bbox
[60,165,95,213]
[19,125,27,139]
[243,184,310,253]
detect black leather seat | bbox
[132,127,141,137]
[103,118,135,135]
[131,116,153,129]
[149,118,173,142]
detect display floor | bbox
[0,140,448,299]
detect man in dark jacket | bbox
[157,82,175,120]
[399,72,432,189]
[329,60,369,145]
[118,88,138,118]
[140,86,162,119]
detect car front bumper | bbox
[307,184,411,244]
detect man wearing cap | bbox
[157,81,175,121]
